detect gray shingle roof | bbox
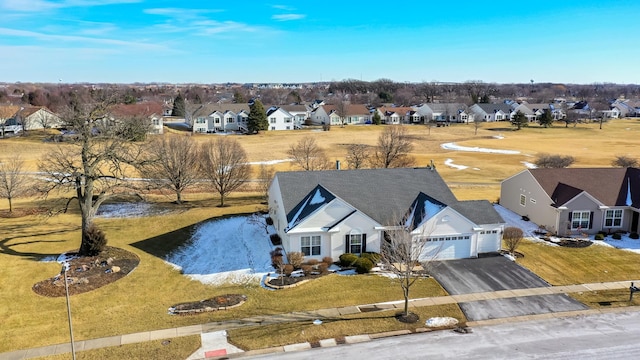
[275,168,503,227]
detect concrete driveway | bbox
[430,254,587,321]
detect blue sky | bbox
[1,0,639,84]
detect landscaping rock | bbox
[111,266,121,273]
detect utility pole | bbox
[63,264,77,360]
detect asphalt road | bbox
[430,255,587,321]
[249,311,640,359]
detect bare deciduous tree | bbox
[38,92,144,256]
[612,155,638,168]
[473,118,482,135]
[256,164,275,203]
[288,136,333,171]
[139,135,200,204]
[0,155,31,212]
[503,227,524,256]
[345,143,370,169]
[199,137,251,207]
[534,153,575,168]
[372,125,415,168]
[380,216,438,323]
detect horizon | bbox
[1,1,639,85]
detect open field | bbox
[2,119,640,355]
[3,118,640,202]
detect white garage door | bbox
[420,235,472,261]
[477,230,501,253]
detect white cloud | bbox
[0,27,165,50]
[272,13,306,21]
[0,0,141,12]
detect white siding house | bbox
[269,168,505,261]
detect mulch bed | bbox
[168,294,247,315]
[266,273,325,287]
[32,246,140,297]
[538,237,593,248]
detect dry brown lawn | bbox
[5,118,640,201]
[2,119,640,354]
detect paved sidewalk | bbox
[2,280,639,360]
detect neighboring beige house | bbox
[500,168,640,236]
[269,168,505,261]
[18,106,64,130]
[0,105,63,134]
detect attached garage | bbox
[420,235,472,261]
[477,229,501,254]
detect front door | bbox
[632,212,639,233]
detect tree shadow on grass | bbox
[0,224,80,261]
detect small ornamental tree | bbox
[380,215,436,323]
[0,154,31,212]
[503,227,524,256]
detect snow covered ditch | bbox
[440,142,520,155]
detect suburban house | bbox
[279,104,311,125]
[265,106,301,131]
[415,103,471,123]
[511,103,565,122]
[468,103,513,122]
[309,104,371,125]
[612,99,640,118]
[0,105,22,135]
[269,168,505,261]
[375,106,418,124]
[500,168,640,236]
[0,105,63,133]
[110,103,165,135]
[192,103,250,133]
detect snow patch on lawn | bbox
[248,159,292,165]
[521,161,538,169]
[97,203,172,218]
[440,142,520,154]
[165,215,275,286]
[444,158,468,170]
[426,317,459,327]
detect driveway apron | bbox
[430,254,587,321]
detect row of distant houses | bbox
[188,101,579,133]
[4,98,639,136]
[0,103,165,136]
